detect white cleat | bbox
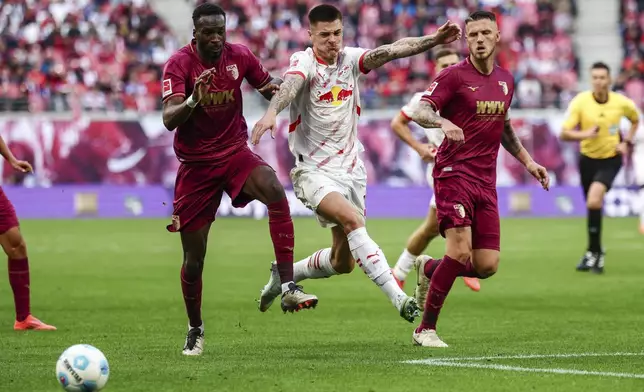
[414,255,433,312]
[412,328,448,348]
[281,283,318,313]
[182,327,204,356]
[258,262,281,312]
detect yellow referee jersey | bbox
[562,91,639,159]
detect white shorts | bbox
[291,161,367,228]
[426,163,437,209]
[634,143,644,185]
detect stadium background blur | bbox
[0,0,642,221]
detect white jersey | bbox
[400,92,444,147]
[285,47,368,173]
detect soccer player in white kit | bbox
[250,4,462,323]
[389,49,481,298]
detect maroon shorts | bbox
[0,187,19,234]
[167,146,270,233]
[434,177,500,251]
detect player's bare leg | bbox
[0,227,56,331]
[179,224,210,355]
[243,166,317,313]
[577,181,606,273]
[393,206,439,288]
[394,205,480,292]
[318,192,419,322]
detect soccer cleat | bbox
[391,268,405,289]
[412,328,448,347]
[14,315,56,331]
[258,262,281,312]
[182,327,204,356]
[591,252,605,274]
[414,255,433,312]
[281,283,318,313]
[399,296,420,323]
[462,277,481,292]
[576,251,596,272]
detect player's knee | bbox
[340,212,364,234]
[262,178,287,204]
[586,195,603,209]
[2,230,27,259]
[473,255,499,279]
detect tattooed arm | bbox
[250,73,306,145]
[361,21,461,71]
[266,73,306,116]
[410,100,444,129]
[502,120,533,166]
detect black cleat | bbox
[591,252,605,274]
[576,251,596,272]
[182,327,204,356]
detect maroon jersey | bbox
[161,41,271,163]
[421,58,515,187]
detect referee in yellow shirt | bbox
[560,62,640,274]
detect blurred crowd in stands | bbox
[2,0,642,113]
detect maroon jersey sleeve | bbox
[161,54,188,103]
[242,46,271,89]
[420,67,460,112]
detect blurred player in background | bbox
[251,4,461,323]
[389,48,480,294]
[560,62,640,273]
[161,3,317,356]
[408,11,549,347]
[636,121,644,234]
[0,135,56,331]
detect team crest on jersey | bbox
[226,64,239,80]
[498,81,508,96]
[453,204,465,218]
[162,79,172,98]
[427,82,439,96]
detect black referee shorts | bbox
[578,154,622,198]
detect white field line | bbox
[403,352,644,379]
[405,352,644,362]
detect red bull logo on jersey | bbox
[318,85,353,106]
[200,89,235,106]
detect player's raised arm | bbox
[361,21,461,71]
[161,59,214,131]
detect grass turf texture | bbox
[1,217,643,392]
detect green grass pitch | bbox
[1,217,643,392]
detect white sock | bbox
[393,248,417,281]
[347,227,407,309]
[293,248,336,283]
[188,322,204,334]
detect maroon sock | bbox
[181,264,202,328]
[460,260,481,278]
[423,258,442,279]
[416,255,464,332]
[267,198,294,284]
[8,258,30,322]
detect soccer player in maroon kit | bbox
[407,11,550,347]
[161,3,317,356]
[0,135,56,331]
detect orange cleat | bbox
[391,269,405,289]
[14,315,57,331]
[463,277,481,292]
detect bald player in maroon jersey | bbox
[0,134,56,331]
[406,11,550,347]
[161,3,317,356]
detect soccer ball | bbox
[55,344,110,391]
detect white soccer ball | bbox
[55,344,110,391]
